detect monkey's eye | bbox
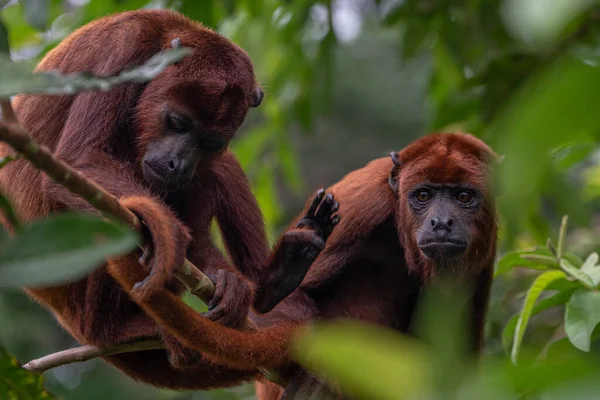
[415,191,432,203]
[456,191,473,204]
[165,114,189,134]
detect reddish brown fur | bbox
[0,9,272,389]
[107,133,497,399]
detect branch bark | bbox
[22,339,164,373]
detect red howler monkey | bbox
[0,8,335,390]
[110,132,497,398]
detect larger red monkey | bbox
[0,8,337,390]
[104,132,498,398]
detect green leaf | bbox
[559,258,594,288]
[494,247,556,277]
[0,14,8,54]
[511,270,567,364]
[502,287,577,353]
[0,47,192,99]
[0,347,55,399]
[565,289,600,352]
[0,213,139,288]
[21,0,51,31]
[580,252,600,286]
[0,155,18,169]
[0,191,20,230]
[294,321,431,400]
[519,254,558,265]
[493,56,600,233]
[401,18,430,59]
[556,215,569,260]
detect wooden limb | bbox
[22,339,164,373]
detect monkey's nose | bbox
[430,217,453,232]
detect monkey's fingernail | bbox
[332,215,340,225]
[316,188,325,199]
[332,202,339,212]
[133,281,146,292]
[325,193,333,202]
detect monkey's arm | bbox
[253,189,339,313]
[213,151,270,282]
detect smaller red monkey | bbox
[107,133,498,399]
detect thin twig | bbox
[22,339,164,373]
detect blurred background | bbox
[1,0,600,399]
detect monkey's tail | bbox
[107,254,301,370]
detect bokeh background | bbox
[1,0,600,399]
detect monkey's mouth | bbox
[142,162,189,193]
[418,238,467,259]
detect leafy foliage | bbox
[0,347,54,399]
[0,47,191,99]
[0,213,139,288]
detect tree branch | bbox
[22,339,164,373]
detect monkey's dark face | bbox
[142,106,228,192]
[408,183,482,264]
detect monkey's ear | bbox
[390,151,402,168]
[388,151,402,192]
[250,87,264,108]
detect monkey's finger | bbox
[208,271,226,310]
[306,188,325,218]
[131,271,155,295]
[315,193,334,220]
[138,244,153,270]
[331,201,339,213]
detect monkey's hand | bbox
[158,269,253,369]
[253,189,340,313]
[203,269,254,329]
[295,188,340,243]
[118,196,192,299]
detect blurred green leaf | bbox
[559,259,594,288]
[0,155,18,169]
[502,287,577,353]
[512,270,568,364]
[502,0,599,48]
[0,347,54,399]
[22,0,51,31]
[0,191,20,230]
[580,252,600,286]
[401,18,431,59]
[565,288,600,352]
[493,56,600,233]
[293,320,431,400]
[0,14,8,54]
[556,215,569,259]
[0,213,139,288]
[0,47,191,99]
[179,0,226,29]
[494,247,555,277]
